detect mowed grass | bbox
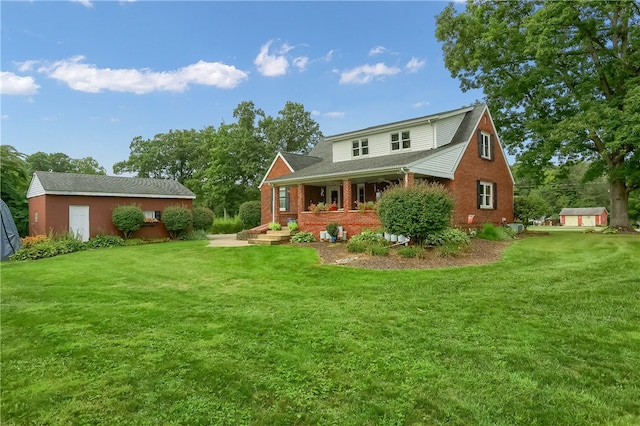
[2,233,639,425]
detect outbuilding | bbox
[559,207,608,227]
[26,172,195,241]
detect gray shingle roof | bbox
[559,207,608,216]
[267,104,486,184]
[27,171,196,199]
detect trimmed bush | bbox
[238,200,261,229]
[376,182,454,245]
[291,232,317,243]
[210,216,243,234]
[112,204,144,239]
[192,206,214,231]
[326,222,340,238]
[162,204,193,239]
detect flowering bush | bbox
[21,235,49,248]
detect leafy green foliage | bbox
[476,223,515,242]
[376,182,454,244]
[0,145,30,236]
[26,151,106,175]
[325,222,340,237]
[514,193,551,228]
[268,222,282,231]
[397,246,425,259]
[11,234,86,261]
[424,228,471,247]
[601,226,619,235]
[191,206,214,231]
[435,2,640,228]
[346,230,389,255]
[85,234,125,249]
[287,221,299,231]
[238,200,262,229]
[210,215,243,234]
[179,229,209,240]
[162,205,192,239]
[291,231,316,243]
[111,205,144,239]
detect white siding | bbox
[26,175,45,198]
[333,122,435,162]
[410,144,465,179]
[435,114,465,147]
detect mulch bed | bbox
[297,238,513,270]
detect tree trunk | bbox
[609,178,632,230]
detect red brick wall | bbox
[260,156,294,225]
[298,210,382,240]
[28,195,193,239]
[449,110,514,227]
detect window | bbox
[391,131,410,151]
[477,181,497,209]
[144,210,161,222]
[352,139,369,157]
[279,186,290,211]
[478,130,493,160]
[357,184,365,203]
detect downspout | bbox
[271,185,276,223]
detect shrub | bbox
[192,206,214,231]
[326,222,340,238]
[376,182,454,244]
[397,246,426,258]
[179,229,209,240]
[211,216,243,234]
[436,242,467,258]
[86,234,125,249]
[424,228,471,247]
[291,232,317,243]
[238,200,261,229]
[287,220,299,231]
[236,230,250,240]
[476,223,514,241]
[162,204,193,239]
[112,204,144,239]
[21,235,49,248]
[602,226,619,234]
[347,230,389,255]
[268,222,282,231]
[11,233,85,261]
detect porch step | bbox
[247,229,296,246]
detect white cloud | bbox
[323,111,345,119]
[70,0,93,8]
[37,56,248,94]
[369,46,388,56]
[254,40,289,77]
[322,50,337,62]
[293,56,309,71]
[2,115,9,120]
[412,101,430,108]
[406,57,426,73]
[16,60,39,72]
[0,71,40,95]
[339,63,401,85]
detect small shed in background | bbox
[559,207,608,227]
[26,172,195,240]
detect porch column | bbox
[273,185,281,223]
[343,179,352,210]
[297,184,305,215]
[404,172,415,187]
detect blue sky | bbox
[1,0,483,173]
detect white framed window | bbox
[352,138,369,157]
[391,131,410,151]
[478,181,494,209]
[143,210,161,222]
[279,186,290,211]
[357,183,365,203]
[479,131,492,159]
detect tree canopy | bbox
[436,0,640,229]
[1,145,30,236]
[27,152,106,175]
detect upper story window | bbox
[352,139,369,157]
[479,131,492,160]
[391,131,411,151]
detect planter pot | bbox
[384,232,391,241]
[330,236,336,243]
[320,231,327,240]
[398,235,406,244]
[390,234,398,242]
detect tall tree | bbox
[436,1,640,229]
[1,145,30,236]
[26,151,106,175]
[260,101,323,154]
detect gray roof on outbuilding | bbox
[559,207,608,216]
[27,171,196,199]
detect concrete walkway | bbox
[207,234,250,247]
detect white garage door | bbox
[564,215,579,226]
[581,215,596,226]
[69,205,90,242]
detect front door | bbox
[69,205,90,242]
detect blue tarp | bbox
[1,199,22,261]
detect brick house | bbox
[26,172,195,241]
[259,104,515,239]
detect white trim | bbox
[28,190,194,199]
[259,152,295,189]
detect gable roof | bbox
[26,171,196,199]
[265,104,494,184]
[559,207,608,216]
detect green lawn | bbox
[2,233,639,425]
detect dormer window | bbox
[391,131,410,151]
[352,138,369,157]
